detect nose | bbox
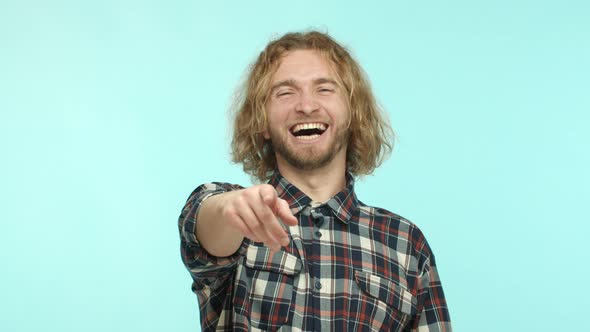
[295,90,319,114]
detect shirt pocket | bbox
[241,244,302,331]
[353,270,418,332]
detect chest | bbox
[286,206,418,291]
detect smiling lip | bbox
[289,122,328,133]
[288,122,329,143]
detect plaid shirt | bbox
[179,172,451,331]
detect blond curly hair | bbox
[231,30,393,182]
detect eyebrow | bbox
[314,78,338,86]
[270,78,338,94]
[270,79,297,93]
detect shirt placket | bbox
[308,205,331,331]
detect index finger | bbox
[276,198,298,226]
[258,184,278,208]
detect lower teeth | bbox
[297,134,320,141]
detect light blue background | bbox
[1,1,589,331]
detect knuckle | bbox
[279,199,288,210]
[259,184,275,196]
[220,206,235,219]
[233,194,246,205]
[242,188,256,199]
[233,198,247,211]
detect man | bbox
[179,31,451,331]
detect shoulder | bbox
[357,202,413,227]
[356,202,433,259]
[357,201,416,233]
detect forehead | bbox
[271,49,337,83]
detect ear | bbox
[263,128,270,139]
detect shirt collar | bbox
[268,171,359,224]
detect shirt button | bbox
[315,281,322,290]
[314,230,322,238]
[314,217,324,227]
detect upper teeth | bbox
[292,123,327,133]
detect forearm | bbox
[196,192,245,257]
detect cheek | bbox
[263,113,282,139]
[263,105,275,138]
[330,102,350,125]
[267,109,289,128]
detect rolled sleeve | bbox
[178,182,245,291]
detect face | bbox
[264,50,350,171]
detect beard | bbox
[267,123,350,171]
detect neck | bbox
[276,154,348,203]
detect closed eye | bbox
[277,90,294,97]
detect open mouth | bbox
[290,122,328,141]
